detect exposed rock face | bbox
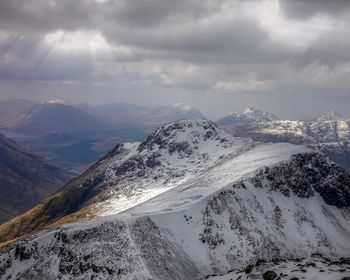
[0,217,202,280]
[204,255,350,279]
[308,141,350,170]
[245,153,350,207]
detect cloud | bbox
[0,0,349,119]
[279,0,350,20]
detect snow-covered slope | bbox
[1,119,350,280]
[217,108,277,127]
[217,109,350,145]
[310,111,350,143]
[0,119,257,241]
[207,255,350,280]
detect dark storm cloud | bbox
[0,0,218,33]
[0,0,96,34]
[279,0,350,19]
[106,18,270,59]
[103,0,215,27]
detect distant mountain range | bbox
[217,108,350,144]
[0,119,349,279]
[77,102,205,128]
[217,108,350,170]
[1,101,112,136]
[0,133,71,224]
[0,99,205,173]
[0,99,205,136]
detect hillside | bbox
[0,133,71,224]
[0,99,38,125]
[0,119,349,279]
[3,102,112,136]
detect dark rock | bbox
[14,245,31,261]
[245,264,254,274]
[262,271,278,280]
[311,253,323,258]
[305,262,316,268]
[248,153,350,208]
[256,259,266,266]
[328,261,342,266]
[340,257,350,265]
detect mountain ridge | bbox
[80,102,206,128]
[217,108,350,170]
[2,103,112,136]
[0,119,350,279]
[217,108,350,144]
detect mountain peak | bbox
[171,103,194,111]
[317,110,343,121]
[46,99,67,105]
[10,102,111,136]
[242,107,260,114]
[138,119,226,152]
[241,107,278,121]
[217,107,277,126]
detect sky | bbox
[0,0,350,119]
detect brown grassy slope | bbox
[0,157,107,244]
[0,133,71,223]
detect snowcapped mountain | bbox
[217,109,350,170]
[217,108,350,145]
[0,119,350,279]
[310,111,350,143]
[217,107,277,127]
